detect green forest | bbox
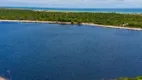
[0,8,142,28]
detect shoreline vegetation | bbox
[1,19,142,31]
[1,8,142,30]
[116,76,142,80]
[0,76,142,80]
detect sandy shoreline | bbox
[0,19,142,31]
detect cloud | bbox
[0,0,142,8]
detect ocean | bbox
[1,7,142,13]
[0,22,142,80]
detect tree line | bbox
[0,8,142,28]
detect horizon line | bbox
[1,6,142,9]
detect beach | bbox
[0,20,142,31]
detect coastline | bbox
[2,7,142,14]
[0,20,142,31]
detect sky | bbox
[0,0,142,8]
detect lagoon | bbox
[4,7,142,13]
[2,7,142,13]
[0,22,142,80]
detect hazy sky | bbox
[0,0,142,8]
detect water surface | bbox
[0,22,142,80]
[1,7,142,13]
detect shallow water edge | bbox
[0,20,142,31]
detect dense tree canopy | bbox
[0,8,142,28]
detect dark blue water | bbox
[0,22,142,80]
[1,7,142,13]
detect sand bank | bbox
[0,20,142,31]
